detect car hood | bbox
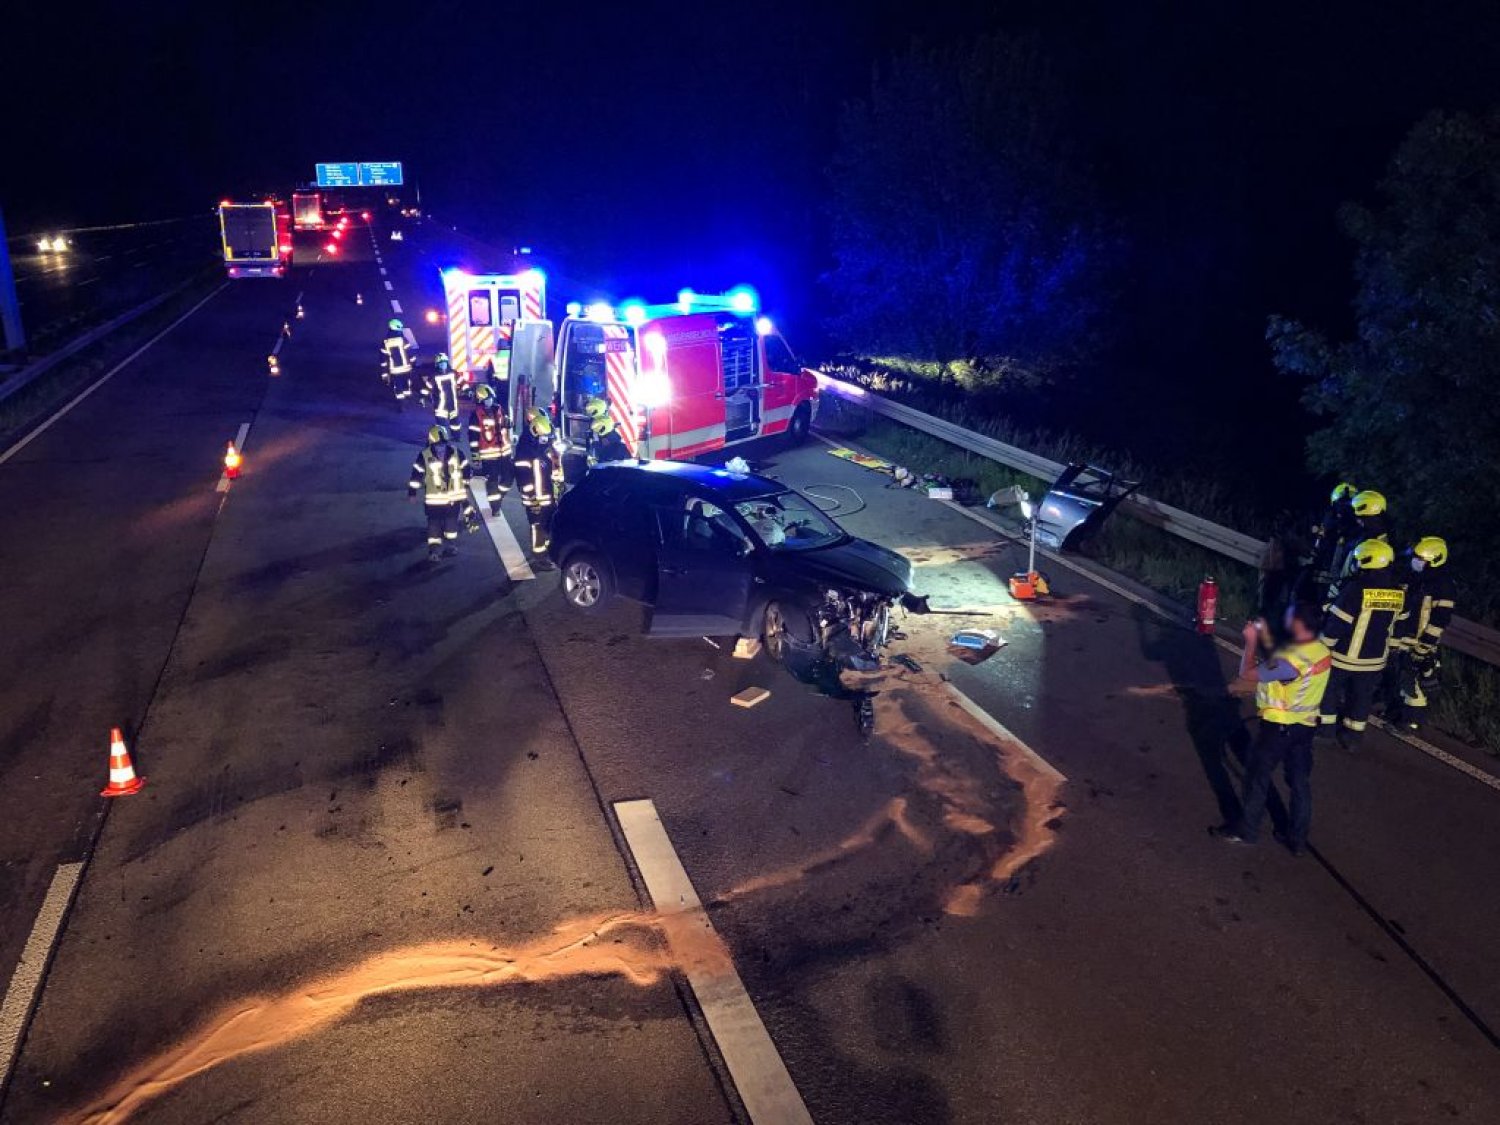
[765,536,914,596]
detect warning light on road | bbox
[361,211,372,221]
[324,243,338,254]
[296,303,305,320]
[224,442,242,479]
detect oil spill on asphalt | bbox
[69,911,688,1125]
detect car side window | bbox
[653,499,749,555]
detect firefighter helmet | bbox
[435,353,451,372]
[427,425,450,444]
[525,406,552,437]
[474,384,496,404]
[1413,536,1449,568]
[591,416,616,437]
[1350,538,1395,570]
[1352,490,1386,517]
[584,396,609,419]
[388,318,404,332]
[1330,481,1358,503]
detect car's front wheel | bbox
[561,551,613,612]
[785,403,811,447]
[763,599,815,664]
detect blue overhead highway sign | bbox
[358,162,404,186]
[315,162,359,188]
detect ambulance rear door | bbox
[509,319,556,422]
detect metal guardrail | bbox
[816,373,1500,667]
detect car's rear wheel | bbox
[763,599,814,663]
[785,403,811,446]
[561,551,612,612]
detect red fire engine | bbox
[546,291,818,460]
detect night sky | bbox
[9,0,1498,437]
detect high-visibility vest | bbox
[470,406,511,459]
[1258,640,1333,726]
[419,446,466,503]
[383,336,412,375]
[434,372,458,419]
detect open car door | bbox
[646,501,754,637]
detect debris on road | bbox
[732,686,770,708]
[733,637,762,660]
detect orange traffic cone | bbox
[101,728,144,797]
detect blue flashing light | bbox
[676,287,696,312]
[585,302,615,322]
[442,267,468,282]
[755,316,774,337]
[521,267,546,287]
[728,287,757,314]
[620,301,647,326]
[566,301,583,317]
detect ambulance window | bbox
[498,294,520,324]
[763,334,799,373]
[469,291,493,327]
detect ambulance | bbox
[439,268,547,389]
[542,291,818,463]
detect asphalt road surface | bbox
[5,218,217,348]
[1,216,1497,1124]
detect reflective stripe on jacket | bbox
[1258,640,1333,726]
[383,336,412,375]
[1320,573,1403,671]
[467,406,512,459]
[408,444,468,504]
[1394,568,1456,652]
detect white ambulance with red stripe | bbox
[551,290,818,461]
[439,267,547,389]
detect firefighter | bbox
[431,353,460,428]
[1386,536,1456,731]
[381,319,416,405]
[1297,482,1358,602]
[1211,602,1332,855]
[466,383,514,516]
[407,425,470,562]
[1317,538,1403,750]
[583,397,631,464]
[514,406,562,554]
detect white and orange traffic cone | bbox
[101,727,144,797]
[224,441,242,479]
[282,320,291,337]
[356,292,363,305]
[295,303,305,320]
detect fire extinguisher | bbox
[1196,576,1218,635]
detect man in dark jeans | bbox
[1212,603,1332,856]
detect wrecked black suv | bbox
[548,460,923,669]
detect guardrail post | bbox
[0,204,26,355]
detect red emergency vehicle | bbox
[548,292,818,460]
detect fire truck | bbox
[541,292,818,463]
[439,268,547,389]
[291,190,324,231]
[217,199,292,279]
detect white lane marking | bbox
[390,299,403,314]
[271,336,284,357]
[0,287,226,466]
[216,421,251,493]
[1372,720,1500,792]
[469,481,534,581]
[294,290,304,305]
[0,862,84,1089]
[383,280,393,291]
[379,267,387,276]
[613,800,813,1125]
[946,684,1067,782]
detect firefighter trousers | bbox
[424,502,461,552]
[474,456,515,511]
[392,374,413,404]
[1319,665,1381,745]
[516,457,555,553]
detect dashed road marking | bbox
[271,336,284,357]
[379,267,387,276]
[390,299,403,314]
[0,287,227,466]
[383,280,393,291]
[469,482,534,581]
[0,862,83,1090]
[216,421,251,493]
[613,799,813,1125]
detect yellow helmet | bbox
[1352,490,1386,517]
[1330,481,1358,503]
[427,425,450,444]
[474,384,496,403]
[1350,538,1394,570]
[1413,536,1448,568]
[525,406,552,437]
[583,396,609,419]
[590,416,616,437]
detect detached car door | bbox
[647,498,755,637]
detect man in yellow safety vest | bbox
[1212,602,1332,856]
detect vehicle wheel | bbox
[763,599,814,664]
[785,403,811,447]
[561,551,613,612]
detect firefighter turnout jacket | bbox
[1394,567,1456,654]
[382,335,413,376]
[409,443,469,504]
[1320,572,1404,671]
[467,405,513,461]
[1258,640,1332,726]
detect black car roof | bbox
[590,459,782,502]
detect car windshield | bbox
[734,491,845,551]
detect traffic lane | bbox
[0,279,292,1006]
[3,254,725,1124]
[763,441,1500,1121]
